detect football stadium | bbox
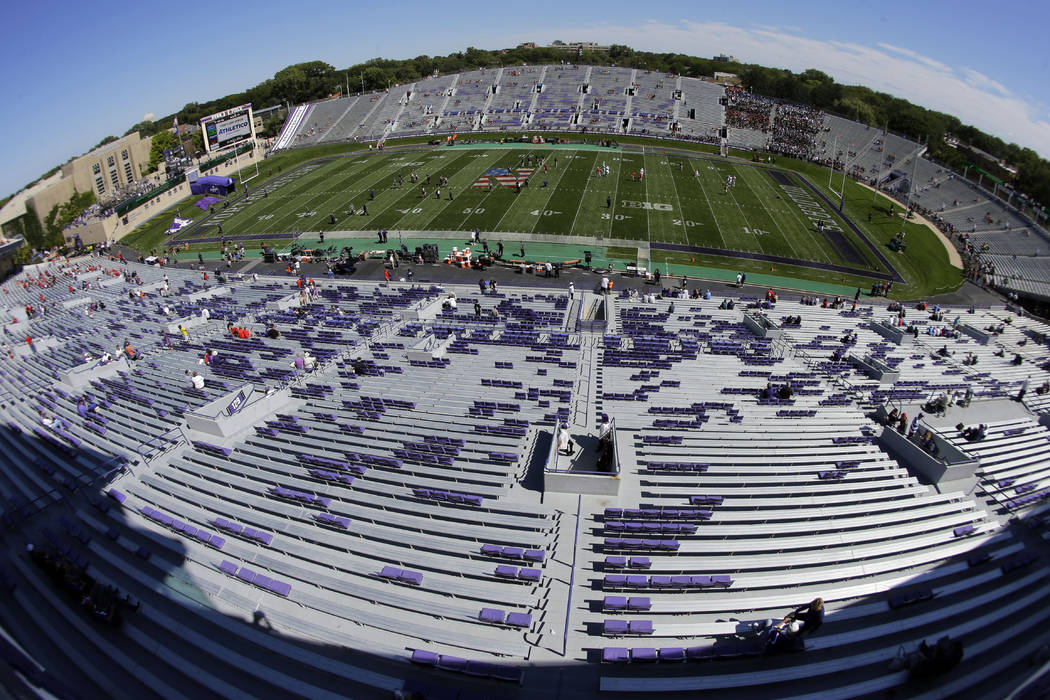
[1,30,1050,700]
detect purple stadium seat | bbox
[506,612,531,628]
[479,608,506,624]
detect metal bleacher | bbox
[2,210,1049,698]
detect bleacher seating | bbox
[1,246,1048,699]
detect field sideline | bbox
[185,145,887,274]
[118,136,961,298]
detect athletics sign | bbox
[200,104,256,154]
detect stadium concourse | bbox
[267,63,1050,307]
[2,252,1050,700]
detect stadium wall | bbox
[65,146,262,247]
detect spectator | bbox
[557,423,574,456]
[186,371,205,390]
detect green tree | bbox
[43,190,96,246]
[148,130,176,172]
[273,65,308,104]
[362,66,390,91]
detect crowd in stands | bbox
[725,86,774,132]
[28,543,139,627]
[770,103,823,159]
[62,203,115,231]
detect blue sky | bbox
[1,0,1047,199]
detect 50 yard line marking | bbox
[447,151,527,231]
[372,151,486,227]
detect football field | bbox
[200,144,885,273]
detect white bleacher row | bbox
[584,293,1048,697]
[2,262,1049,698]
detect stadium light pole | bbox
[827,135,838,190]
[904,136,924,214]
[838,147,850,212]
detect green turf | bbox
[122,137,963,299]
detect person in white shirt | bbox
[201,308,210,320]
[188,371,205,390]
[557,423,574,455]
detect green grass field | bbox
[121,136,963,299]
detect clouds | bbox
[500,20,1050,158]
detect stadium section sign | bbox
[201,104,256,154]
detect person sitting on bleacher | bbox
[788,598,825,637]
[888,636,964,682]
[762,618,805,655]
[76,397,96,418]
[186,371,204,390]
[961,424,987,441]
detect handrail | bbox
[562,494,582,657]
[1,452,130,528]
[134,426,184,463]
[544,420,563,472]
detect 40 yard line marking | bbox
[566,151,602,237]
